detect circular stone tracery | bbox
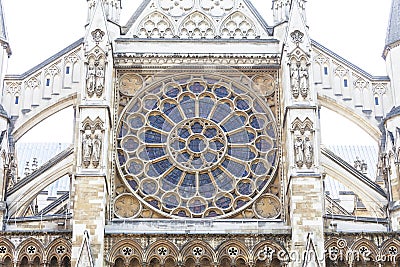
[169,119,227,172]
[117,74,278,218]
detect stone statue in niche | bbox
[95,64,105,97]
[294,135,304,168]
[86,60,105,98]
[86,64,96,96]
[299,61,309,98]
[82,132,102,168]
[303,136,313,168]
[82,134,93,168]
[290,62,300,98]
[91,134,102,168]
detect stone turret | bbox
[383,0,400,106]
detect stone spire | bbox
[0,0,10,56]
[87,0,122,25]
[385,0,400,48]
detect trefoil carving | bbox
[290,30,304,46]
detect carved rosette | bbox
[291,118,314,169]
[81,117,104,169]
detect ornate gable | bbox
[124,0,271,39]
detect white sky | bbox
[1,0,392,144]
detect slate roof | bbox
[386,0,400,47]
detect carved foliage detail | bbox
[292,118,314,169]
[81,117,104,169]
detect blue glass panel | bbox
[128,100,141,113]
[123,138,139,152]
[139,147,166,160]
[212,168,234,191]
[236,99,250,110]
[268,152,277,166]
[222,159,248,177]
[149,115,173,132]
[189,82,205,94]
[216,196,231,209]
[256,138,272,152]
[199,173,215,198]
[232,85,245,94]
[235,199,248,208]
[191,122,203,133]
[147,159,172,177]
[176,210,188,217]
[227,130,255,143]
[214,86,229,98]
[199,97,214,118]
[142,180,158,195]
[251,161,268,176]
[144,99,158,110]
[119,124,128,138]
[171,140,185,150]
[180,96,196,118]
[250,116,265,129]
[228,147,256,161]
[257,179,268,191]
[211,103,231,123]
[129,116,144,129]
[209,140,224,151]
[147,199,160,209]
[238,181,252,195]
[204,152,217,163]
[162,168,183,190]
[118,151,127,165]
[143,130,166,143]
[266,124,276,138]
[206,210,219,217]
[189,199,206,214]
[221,115,245,132]
[179,173,196,198]
[164,194,180,209]
[127,161,143,175]
[178,127,190,138]
[189,138,206,152]
[128,179,138,191]
[204,128,217,138]
[163,102,183,123]
[165,86,180,98]
[253,100,263,113]
[192,156,203,169]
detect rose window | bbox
[117,74,278,218]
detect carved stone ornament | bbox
[81,117,104,168]
[292,118,314,169]
[290,30,304,45]
[91,29,105,44]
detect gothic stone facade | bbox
[0,0,398,266]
